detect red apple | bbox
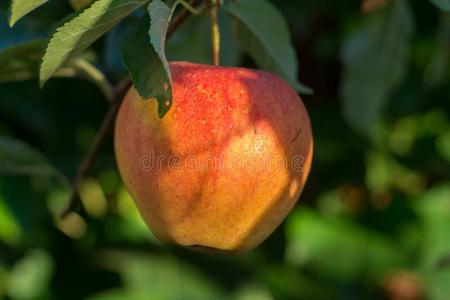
[115,62,313,253]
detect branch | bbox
[167,0,200,37]
[60,2,198,218]
[60,78,130,218]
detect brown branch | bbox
[60,3,198,218]
[167,0,200,38]
[60,79,131,218]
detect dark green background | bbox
[1,0,450,299]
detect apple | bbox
[115,62,313,253]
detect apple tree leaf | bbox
[340,0,414,136]
[431,0,450,12]
[286,209,406,281]
[121,0,172,118]
[224,0,312,95]
[0,40,112,99]
[0,136,66,185]
[39,0,148,87]
[69,0,96,11]
[8,0,49,27]
[0,39,47,82]
[148,0,172,116]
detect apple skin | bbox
[115,61,313,253]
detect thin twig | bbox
[60,1,199,218]
[167,0,199,37]
[60,79,131,218]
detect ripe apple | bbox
[115,62,313,253]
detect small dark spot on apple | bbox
[291,128,302,142]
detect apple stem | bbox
[207,0,220,66]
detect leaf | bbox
[39,0,148,87]
[69,0,96,11]
[0,136,68,188]
[7,250,54,300]
[0,197,22,246]
[413,185,450,269]
[431,0,450,12]
[224,0,312,94]
[96,251,224,299]
[340,0,414,136]
[148,0,172,116]
[0,40,113,99]
[8,0,49,27]
[166,15,213,64]
[286,209,406,281]
[121,0,172,118]
[166,10,241,67]
[413,185,450,300]
[0,135,53,176]
[0,39,47,82]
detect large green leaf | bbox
[431,0,450,12]
[121,0,172,118]
[225,0,312,94]
[8,0,49,27]
[39,0,148,87]
[340,0,414,136]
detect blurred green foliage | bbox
[0,0,450,299]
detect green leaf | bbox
[414,185,450,300]
[424,269,450,300]
[286,209,406,281]
[0,135,53,176]
[414,185,450,269]
[166,10,241,67]
[96,251,224,299]
[0,196,22,246]
[39,0,148,87]
[224,0,312,94]
[148,0,173,117]
[340,0,414,136]
[431,0,450,12]
[0,40,113,99]
[0,39,46,82]
[7,250,54,300]
[8,0,49,27]
[0,136,68,188]
[69,0,96,11]
[121,0,172,118]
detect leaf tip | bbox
[8,17,17,28]
[39,70,48,89]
